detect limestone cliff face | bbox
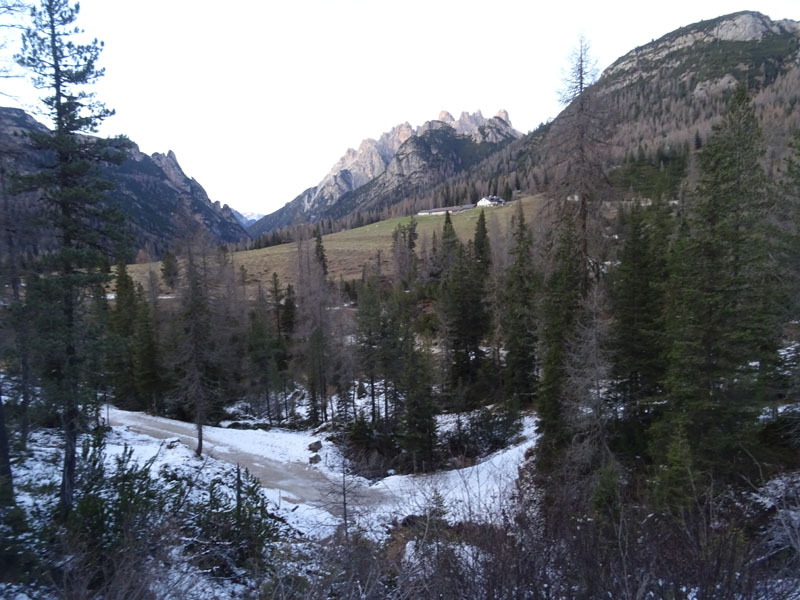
[602,11,800,93]
[0,106,248,257]
[249,110,520,236]
[470,116,522,144]
[312,122,414,209]
[114,146,246,249]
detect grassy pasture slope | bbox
[128,195,551,293]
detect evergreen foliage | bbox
[355,272,382,424]
[661,84,781,477]
[174,245,215,456]
[160,250,179,288]
[247,285,277,422]
[14,0,130,515]
[537,214,582,472]
[131,283,161,413]
[501,203,538,408]
[108,261,138,408]
[610,200,671,404]
[398,327,437,472]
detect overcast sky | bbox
[2,1,799,217]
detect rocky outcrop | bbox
[307,121,415,209]
[0,106,248,258]
[249,110,520,237]
[495,109,511,125]
[470,116,522,144]
[602,11,800,91]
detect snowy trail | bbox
[107,406,538,538]
[106,407,367,510]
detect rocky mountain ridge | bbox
[0,106,248,259]
[410,10,800,220]
[565,10,800,169]
[249,109,520,237]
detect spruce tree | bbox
[356,273,382,424]
[314,227,328,277]
[108,261,139,408]
[131,283,161,414]
[610,200,671,406]
[661,84,780,477]
[174,245,214,457]
[160,250,179,289]
[473,209,491,280]
[247,285,276,422]
[537,214,582,472]
[439,211,459,278]
[15,0,129,514]
[502,204,538,407]
[399,330,437,473]
[439,243,486,407]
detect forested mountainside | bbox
[0,106,247,260]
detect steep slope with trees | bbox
[0,106,248,260]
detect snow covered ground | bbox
[107,407,538,540]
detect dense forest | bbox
[2,2,800,599]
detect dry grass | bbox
[128,195,553,294]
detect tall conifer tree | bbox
[661,84,779,476]
[502,204,538,407]
[15,0,128,514]
[537,215,582,472]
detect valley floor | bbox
[106,407,539,539]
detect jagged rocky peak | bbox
[310,121,416,208]
[495,109,511,124]
[438,111,456,126]
[376,121,416,162]
[151,150,191,192]
[455,110,486,134]
[470,116,522,144]
[418,119,457,136]
[436,109,518,134]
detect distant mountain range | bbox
[247,110,521,238]
[232,210,265,228]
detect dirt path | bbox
[106,408,360,509]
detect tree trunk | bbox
[0,380,15,506]
[196,413,203,457]
[370,373,376,424]
[59,282,79,517]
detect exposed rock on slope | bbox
[0,106,248,258]
[249,110,520,237]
